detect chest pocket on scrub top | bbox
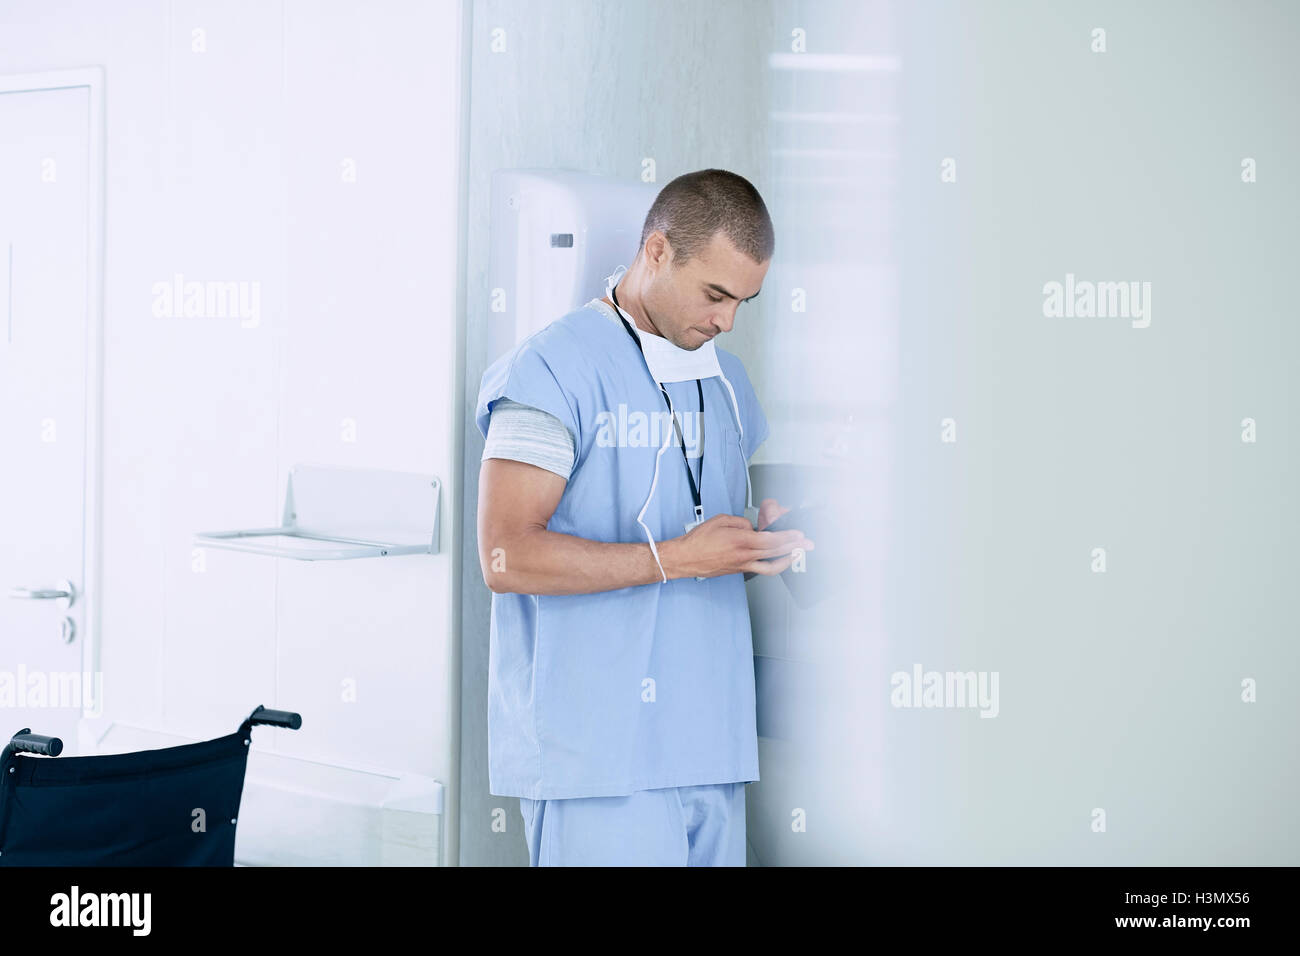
[720,424,748,517]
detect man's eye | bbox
[706,294,724,303]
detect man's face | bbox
[644,231,769,350]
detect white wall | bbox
[875,0,1300,864]
[0,0,467,864]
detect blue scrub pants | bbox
[517,783,747,866]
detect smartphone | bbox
[757,504,823,542]
[754,504,832,609]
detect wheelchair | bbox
[0,704,301,866]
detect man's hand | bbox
[661,510,814,580]
[480,461,811,592]
[744,497,810,581]
[755,497,790,531]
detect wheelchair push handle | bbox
[247,706,302,730]
[7,730,63,757]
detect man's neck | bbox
[603,277,663,337]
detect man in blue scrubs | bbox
[475,169,811,866]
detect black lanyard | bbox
[610,287,705,521]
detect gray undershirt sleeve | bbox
[481,398,576,480]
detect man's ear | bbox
[644,230,671,271]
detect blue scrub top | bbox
[475,301,770,799]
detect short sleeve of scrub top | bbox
[475,341,582,451]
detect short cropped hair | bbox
[639,169,774,267]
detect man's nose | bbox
[711,307,737,334]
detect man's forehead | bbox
[690,243,767,299]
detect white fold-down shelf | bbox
[195,463,440,560]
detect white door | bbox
[0,80,95,750]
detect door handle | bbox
[9,579,76,608]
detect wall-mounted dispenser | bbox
[487,168,661,363]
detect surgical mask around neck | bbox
[605,266,723,384]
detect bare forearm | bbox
[482,527,677,595]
